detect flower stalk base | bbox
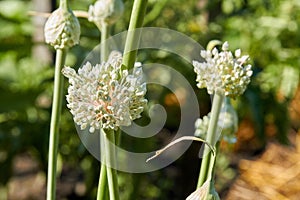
[197,91,224,187]
[46,49,67,200]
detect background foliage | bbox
[0,0,299,199]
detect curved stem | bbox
[197,92,224,187]
[46,49,67,200]
[146,136,214,162]
[122,0,148,70]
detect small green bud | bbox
[88,0,124,26]
[44,7,80,49]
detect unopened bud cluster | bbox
[44,7,80,49]
[88,0,124,26]
[194,114,210,139]
[194,99,238,143]
[62,51,147,133]
[193,42,253,98]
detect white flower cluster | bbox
[193,42,253,98]
[62,51,147,133]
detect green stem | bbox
[122,0,148,70]
[98,1,149,199]
[204,142,220,200]
[97,165,108,200]
[97,131,109,200]
[209,141,220,180]
[59,0,69,11]
[96,21,110,200]
[197,91,224,187]
[98,22,110,62]
[103,129,120,200]
[46,49,67,200]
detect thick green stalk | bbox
[97,131,109,200]
[96,21,110,200]
[95,21,110,62]
[100,23,109,62]
[46,49,67,200]
[197,91,224,187]
[122,0,148,70]
[104,129,120,200]
[98,1,149,199]
[97,165,108,200]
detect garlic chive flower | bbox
[193,42,253,98]
[88,0,124,26]
[62,51,147,133]
[44,6,80,49]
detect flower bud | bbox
[194,115,210,139]
[88,0,124,26]
[44,7,80,49]
[218,98,238,143]
[194,98,238,143]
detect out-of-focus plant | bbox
[219,0,300,143]
[144,0,300,144]
[1,0,299,199]
[0,0,53,197]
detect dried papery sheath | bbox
[193,42,253,98]
[62,51,147,133]
[186,180,220,200]
[44,6,80,49]
[88,0,124,26]
[186,180,210,200]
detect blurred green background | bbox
[0,0,300,199]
